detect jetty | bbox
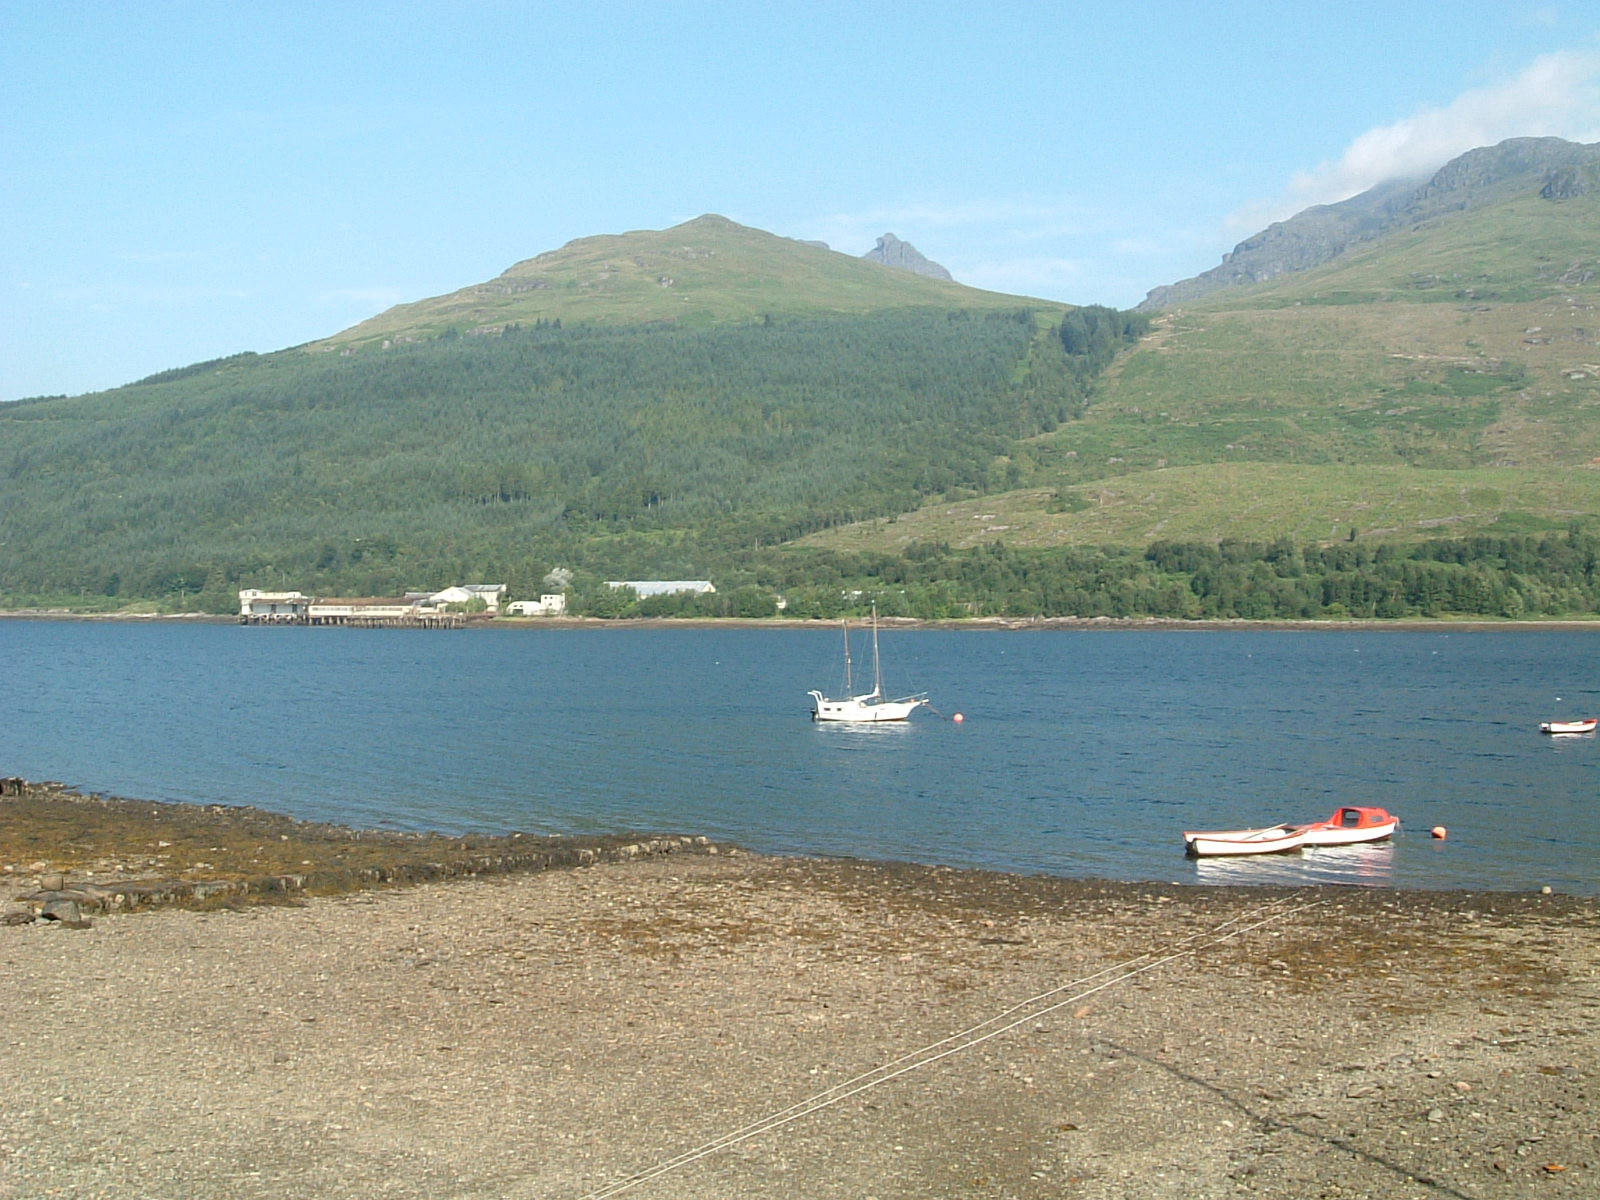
[237,588,485,628]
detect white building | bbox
[424,583,507,612]
[507,594,568,617]
[239,589,311,621]
[606,580,716,597]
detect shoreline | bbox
[0,781,725,919]
[6,607,1600,632]
[2,781,1589,918]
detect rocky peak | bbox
[863,233,954,281]
[1420,136,1596,198]
[1140,136,1600,310]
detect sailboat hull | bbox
[809,692,926,722]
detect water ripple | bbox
[3,621,1597,893]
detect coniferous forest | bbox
[1,309,1114,610]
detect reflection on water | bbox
[1542,731,1597,747]
[809,719,917,736]
[1189,841,1398,888]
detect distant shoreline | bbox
[0,609,238,623]
[4,608,1600,632]
[7,609,1600,633]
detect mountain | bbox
[1140,137,1600,309]
[317,215,1010,353]
[0,218,1095,613]
[7,165,1600,622]
[862,233,954,281]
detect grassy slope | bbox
[800,190,1600,551]
[315,214,1052,351]
[798,463,1600,551]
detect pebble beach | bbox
[2,784,1596,1199]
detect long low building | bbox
[305,599,462,627]
[606,580,716,597]
[240,589,463,628]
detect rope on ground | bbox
[576,893,1326,1199]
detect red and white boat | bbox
[1185,805,1399,858]
[1300,805,1399,846]
[1183,823,1310,857]
[1539,718,1597,735]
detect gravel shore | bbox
[3,839,1596,1200]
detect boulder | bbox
[40,898,91,929]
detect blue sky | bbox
[4,1,1600,401]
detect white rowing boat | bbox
[1540,718,1597,735]
[1183,823,1309,857]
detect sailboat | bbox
[808,606,928,722]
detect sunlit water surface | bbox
[4,620,1597,893]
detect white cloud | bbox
[1234,48,1600,232]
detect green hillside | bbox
[1140,137,1600,309]
[2,214,1096,612]
[797,463,1600,552]
[1202,185,1600,309]
[803,161,1600,557]
[0,307,1093,611]
[315,214,1043,352]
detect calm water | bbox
[4,620,1597,893]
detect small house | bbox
[507,594,568,617]
[424,583,507,612]
[239,589,311,622]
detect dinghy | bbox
[1183,823,1310,857]
[1184,805,1398,858]
[1539,718,1597,735]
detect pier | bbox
[238,589,467,628]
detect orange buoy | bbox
[1430,825,1448,840]
[952,712,965,724]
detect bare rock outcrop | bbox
[863,232,954,281]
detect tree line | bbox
[568,528,1600,622]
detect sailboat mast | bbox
[842,621,854,695]
[870,604,884,698]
